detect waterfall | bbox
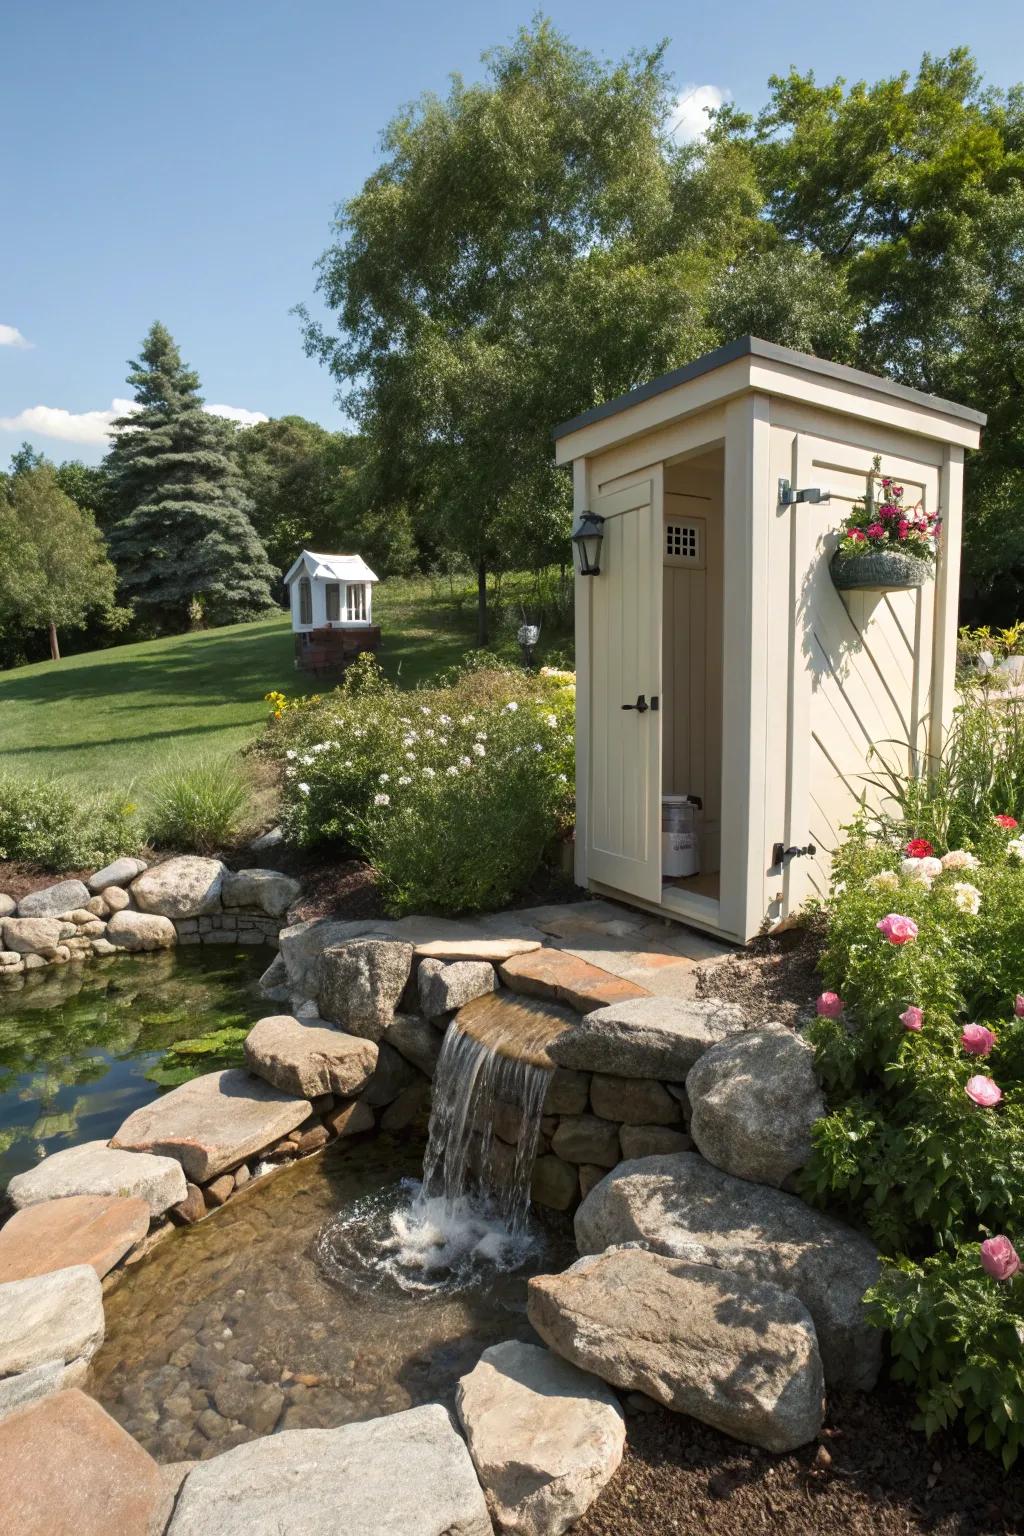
[317,992,569,1293]
[419,1016,552,1234]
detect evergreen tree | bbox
[106,323,278,629]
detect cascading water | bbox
[317,993,571,1295]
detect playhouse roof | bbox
[552,335,987,454]
[284,550,379,586]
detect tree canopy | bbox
[305,27,1024,624]
[106,323,278,630]
[0,466,121,660]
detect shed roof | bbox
[284,550,379,586]
[552,336,987,445]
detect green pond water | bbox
[0,946,275,1192]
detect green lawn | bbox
[0,578,479,790]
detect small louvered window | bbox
[665,521,700,562]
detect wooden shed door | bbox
[586,479,663,902]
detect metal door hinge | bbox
[772,841,817,867]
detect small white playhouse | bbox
[283,550,381,675]
[558,337,986,944]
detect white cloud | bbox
[0,324,33,350]
[0,396,267,444]
[670,84,731,143]
[205,403,269,427]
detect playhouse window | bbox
[346,584,368,622]
[325,582,341,622]
[298,577,312,625]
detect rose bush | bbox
[805,820,1024,1464]
[267,655,575,915]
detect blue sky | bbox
[2,0,1021,465]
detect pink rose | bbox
[816,991,844,1019]
[877,913,919,945]
[965,1075,1003,1108]
[961,1023,997,1057]
[900,1006,923,1032]
[980,1236,1020,1281]
[1015,995,1024,1018]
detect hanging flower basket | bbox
[830,548,931,592]
[828,454,938,595]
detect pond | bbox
[88,1134,573,1462]
[0,946,275,1190]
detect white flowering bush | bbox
[272,656,575,914]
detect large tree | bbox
[709,49,1024,616]
[300,21,714,642]
[0,466,121,660]
[106,323,278,630]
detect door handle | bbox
[622,695,649,713]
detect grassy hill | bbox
[0,579,479,790]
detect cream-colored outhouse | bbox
[557,336,986,943]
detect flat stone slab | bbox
[17,879,91,918]
[0,1388,164,1536]
[0,1265,104,1376]
[457,991,577,1068]
[457,1340,625,1536]
[6,1140,187,1216]
[0,1194,150,1282]
[499,950,651,1013]
[243,1014,378,1098]
[550,996,748,1081]
[168,1402,492,1535]
[575,1151,882,1390]
[529,1247,825,1454]
[111,1068,312,1183]
[131,856,226,919]
[392,915,543,963]
[0,1360,77,1421]
[87,857,147,893]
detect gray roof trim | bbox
[552,335,987,441]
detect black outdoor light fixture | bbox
[572,511,605,576]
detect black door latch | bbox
[622,694,649,713]
[772,842,817,867]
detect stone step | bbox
[0,1194,150,1283]
[0,1389,167,1535]
[499,948,652,1013]
[111,1069,311,1184]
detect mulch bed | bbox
[696,922,826,1029]
[0,862,96,901]
[580,1389,1024,1536]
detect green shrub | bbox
[0,772,142,868]
[145,756,252,853]
[867,1248,1024,1470]
[273,655,575,914]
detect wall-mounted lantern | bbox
[572,511,605,576]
